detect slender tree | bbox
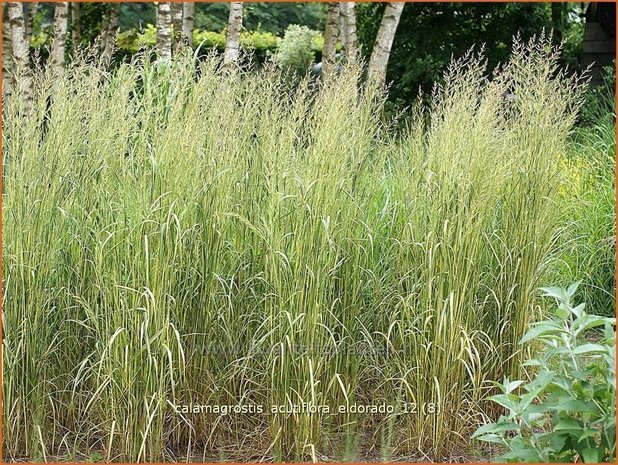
[51,2,69,73]
[322,2,340,76]
[368,2,405,87]
[339,2,358,61]
[181,2,195,46]
[2,3,13,97]
[156,2,173,61]
[224,2,243,66]
[8,2,27,62]
[71,2,81,52]
[7,1,32,105]
[100,3,120,66]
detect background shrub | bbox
[275,24,319,77]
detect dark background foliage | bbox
[27,2,602,107]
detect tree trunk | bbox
[551,2,564,43]
[25,1,38,41]
[181,2,195,46]
[51,2,69,73]
[3,3,14,98]
[322,3,340,76]
[8,1,32,106]
[156,2,172,61]
[224,2,243,66]
[171,1,183,46]
[339,2,357,62]
[8,2,28,62]
[71,2,81,52]
[100,3,120,66]
[368,2,405,87]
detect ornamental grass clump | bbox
[2,36,589,462]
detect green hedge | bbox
[31,23,327,65]
[116,24,323,60]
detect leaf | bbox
[524,411,545,423]
[474,433,507,444]
[570,303,585,318]
[571,343,608,355]
[555,418,583,432]
[489,393,518,412]
[502,436,544,461]
[547,432,568,453]
[525,370,554,392]
[548,376,575,395]
[573,380,595,400]
[577,429,599,443]
[516,371,553,411]
[522,358,542,367]
[566,281,582,298]
[554,399,598,414]
[472,422,520,438]
[576,314,612,332]
[519,322,563,344]
[604,322,617,342]
[581,448,599,463]
[506,379,525,393]
[489,379,506,391]
[540,285,568,302]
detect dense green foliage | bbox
[31,2,326,37]
[557,64,616,317]
[116,24,282,61]
[474,283,616,462]
[357,2,585,104]
[2,37,595,462]
[190,1,326,35]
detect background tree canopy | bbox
[17,2,598,106]
[357,2,585,104]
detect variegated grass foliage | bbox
[2,37,588,461]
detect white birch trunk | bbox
[8,1,32,106]
[156,2,173,62]
[322,3,340,76]
[101,3,120,66]
[339,2,358,61]
[224,2,243,66]
[8,2,28,64]
[181,2,195,46]
[368,2,405,87]
[3,3,13,98]
[51,2,69,73]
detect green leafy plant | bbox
[240,30,280,52]
[87,451,103,463]
[474,282,616,462]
